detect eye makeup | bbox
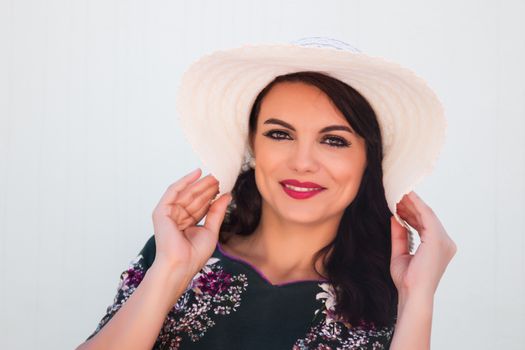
[263,130,351,148]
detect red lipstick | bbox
[279,179,326,200]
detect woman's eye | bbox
[264,130,291,140]
[263,130,350,148]
[322,136,350,148]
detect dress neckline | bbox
[215,241,329,288]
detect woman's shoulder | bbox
[137,234,226,271]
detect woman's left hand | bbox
[390,191,457,299]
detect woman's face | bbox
[251,81,368,225]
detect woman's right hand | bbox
[151,168,232,278]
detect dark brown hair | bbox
[218,71,398,328]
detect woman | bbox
[77,38,456,350]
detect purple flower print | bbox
[193,269,233,297]
[117,255,145,291]
[124,266,145,287]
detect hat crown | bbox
[290,36,362,53]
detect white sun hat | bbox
[175,36,447,228]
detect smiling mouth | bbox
[280,183,326,199]
[281,183,324,192]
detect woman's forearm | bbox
[76,262,194,350]
[389,293,434,350]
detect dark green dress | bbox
[86,235,395,349]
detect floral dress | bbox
[85,235,395,349]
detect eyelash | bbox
[263,130,351,148]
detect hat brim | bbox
[175,43,447,225]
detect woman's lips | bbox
[280,183,325,199]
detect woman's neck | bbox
[223,204,341,283]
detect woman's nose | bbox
[288,141,320,173]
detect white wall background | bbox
[1,0,523,349]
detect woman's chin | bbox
[277,208,327,225]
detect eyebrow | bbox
[262,117,354,134]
